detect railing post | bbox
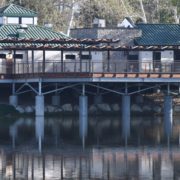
[92,62,94,73]
[89,60,91,73]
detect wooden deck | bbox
[2,72,179,80]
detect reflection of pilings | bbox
[61,156,64,179]
[122,95,130,142]
[79,95,88,148]
[164,96,173,137]
[35,116,44,153]
[42,154,45,180]
[13,154,16,180]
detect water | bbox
[0,115,180,179]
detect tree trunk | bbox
[67,0,75,36]
[139,0,147,23]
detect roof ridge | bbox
[1,3,37,15]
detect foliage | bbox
[2,0,180,33]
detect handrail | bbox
[1,60,180,75]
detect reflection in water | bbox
[35,116,44,153]
[0,148,179,179]
[0,115,179,179]
[79,114,88,149]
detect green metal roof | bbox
[0,24,68,39]
[0,4,37,17]
[0,24,70,47]
[135,24,180,46]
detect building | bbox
[71,18,180,72]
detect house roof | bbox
[0,24,68,39]
[135,24,180,46]
[0,4,37,17]
[0,24,71,47]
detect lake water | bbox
[0,115,180,179]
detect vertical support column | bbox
[94,95,103,104]
[52,95,60,106]
[42,50,45,73]
[61,50,64,72]
[89,50,91,73]
[79,84,88,149]
[122,83,130,145]
[13,50,16,74]
[107,43,110,72]
[94,85,103,104]
[32,50,34,74]
[122,95,131,140]
[9,83,18,107]
[164,95,173,138]
[52,84,60,106]
[35,81,44,116]
[80,50,82,72]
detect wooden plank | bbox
[172,74,180,78]
[92,73,103,78]
[149,74,160,78]
[160,74,171,78]
[127,73,137,78]
[103,73,114,78]
[138,73,148,78]
[115,74,125,78]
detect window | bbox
[0,54,6,58]
[153,52,161,61]
[65,54,76,59]
[80,54,92,59]
[14,54,23,59]
[7,17,19,24]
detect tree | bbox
[78,0,134,27]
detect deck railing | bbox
[0,61,180,76]
[14,61,180,74]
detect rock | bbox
[89,105,97,113]
[16,106,25,114]
[111,104,120,111]
[131,104,142,113]
[174,105,180,113]
[97,103,111,112]
[142,105,152,112]
[46,105,56,113]
[55,108,63,113]
[62,104,73,112]
[24,106,34,113]
[153,105,162,113]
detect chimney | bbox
[93,18,106,28]
[16,24,28,38]
[44,22,53,30]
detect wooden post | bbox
[61,50,64,72]
[32,50,34,74]
[42,50,45,73]
[80,50,82,72]
[107,43,110,72]
[89,51,91,73]
[13,50,16,74]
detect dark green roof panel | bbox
[0,4,37,17]
[135,24,180,46]
[0,24,68,39]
